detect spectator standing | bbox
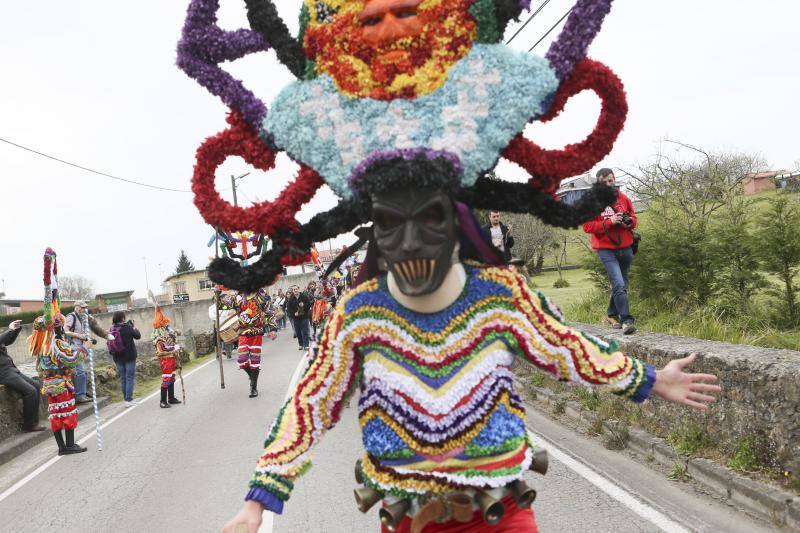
[273,290,286,329]
[582,168,638,334]
[483,211,515,262]
[286,286,298,339]
[64,300,92,404]
[108,312,141,406]
[0,320,45,432]
[287,284,312,351]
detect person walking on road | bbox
[108,312,141,407]
[483,211,515,263]
[151,305,183,409]
[218,288,277,398]
[0,320,45,432]
[287,283,312,351]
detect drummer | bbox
[209,301,238,359]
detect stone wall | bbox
[5,300,217,366]
[567,324,800,474]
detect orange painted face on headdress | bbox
[303,0,477,99]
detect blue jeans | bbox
[74,360,87,397]
[598,247,634,323]
[115,359,136,402]
[293,318,310,349]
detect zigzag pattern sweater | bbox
[246,264,655,513]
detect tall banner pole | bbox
[81,312,103,451]
[214,228,225,389]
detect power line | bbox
[528,7,572,52]
[506,0,554,45]
[0,136,191,193]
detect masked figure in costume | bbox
[29,249,87,456]
[177,0,721,530]
[218,289,277,398]
[152,305,183,408]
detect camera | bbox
[619,212,633,226]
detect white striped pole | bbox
[82,312,103,451]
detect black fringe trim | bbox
[458,179,617,228]
[244,0,307,79]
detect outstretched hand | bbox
[652,354,721,410]
[222,501,263,533]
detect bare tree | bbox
[59,275,95,300]
[626,139,769,230]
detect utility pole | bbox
[230,171,250,208]
[143,256,150,291]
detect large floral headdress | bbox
[178,0,628,292]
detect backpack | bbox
[107,324,126,354]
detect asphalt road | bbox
[0,329,777,533]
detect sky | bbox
[1,0,798,300]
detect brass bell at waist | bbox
[354,486,382,513]
[355,458,364,485]
[509,479,537,508]
[474,490,505,525]
[378,499,411,532]
[530,448,549,476]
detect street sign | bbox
[173,293,190,303]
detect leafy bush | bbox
[552,278,570,288]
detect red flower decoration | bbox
[192,110,324,236]
[502,58,628,195]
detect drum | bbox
[219,313,240,343]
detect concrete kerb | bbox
[0,396,110,466]
[524,383,798,527]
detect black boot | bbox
[167,383,181,404]
[53,430,66,455]
[63,429,87,455]
[160,388,170,408]
[249,369,259,398]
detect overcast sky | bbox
[2,0,798,300]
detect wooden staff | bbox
[214,228,226,389]
[81,311,103,451]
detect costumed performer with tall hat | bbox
[176,0,722,530]
[29,248,87,456]
[152,304,184,408]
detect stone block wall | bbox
[573,324,800,474]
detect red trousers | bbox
[383,497,538,533]
[237,335,263,370]
[47,391,78,432]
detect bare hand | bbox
[107,334,115,341]
[222,501,264,533]
[610,213,624,225]
[507,223,513,236]
[652,354,721,410]
[9,320,22,330]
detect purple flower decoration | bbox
[176,0,270,129]
[545,0,613,81]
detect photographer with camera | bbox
[583,168,639,335]
[108,311,141,407]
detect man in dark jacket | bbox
[287,285,312,351]
[582,168,638,335]
[483,211,515,262]
[0,320,45,432]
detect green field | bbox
[529,268,594,310]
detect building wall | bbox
[743,177,776,195]
[166,271,215,303]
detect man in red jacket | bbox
[583,168,638,334]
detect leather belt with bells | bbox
[410,493,473,533]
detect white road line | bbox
[529,430,689,533]
[0,358,217,505]
[257,350,311,533]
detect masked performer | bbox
[177,0,721,530]
[218,289,277,398]
[152,305,183,408]
[29,249,87,456]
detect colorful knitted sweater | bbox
[152,326,180,357]
[246,264,656,513]
[219,289,276,337]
